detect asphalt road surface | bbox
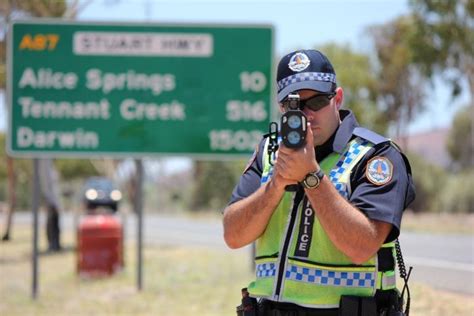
[4,211,474,295]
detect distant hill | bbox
[396,127,451,168]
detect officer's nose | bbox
[302,107,315,120]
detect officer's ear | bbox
[334,87,344,110]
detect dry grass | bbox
[402,211,474,235]
[410,283,474,316]
[1,223,473,316]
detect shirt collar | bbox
[332,110,359,154]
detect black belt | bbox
[259,300,339,316]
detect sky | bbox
[1,0,469,138]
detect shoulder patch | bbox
[353,127,388,145]
[366,156,393,186]
[243,144,259,174]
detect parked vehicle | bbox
[81,177,122,213]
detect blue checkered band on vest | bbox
[256,263,277,278]
[285,264,375,288]
[329,137,369,198]
[277,72,336,91]
[261,168,274,184]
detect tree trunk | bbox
[190,160,205,210]
[1,156,16,241]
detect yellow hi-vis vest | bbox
[247,136,397,308]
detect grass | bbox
[402,211,474,235]
[1,223,473,316]
[0,223,252,316]
[410,283,474,316]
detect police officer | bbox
[223,49,415,316]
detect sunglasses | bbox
[282,93,336,112]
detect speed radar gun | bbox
[280,93,307,148]
[267,93,307,191]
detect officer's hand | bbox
[274,123,319,184]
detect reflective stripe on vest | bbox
[256,263,376,288]
[328,138,370,198]
[248,136,397,307]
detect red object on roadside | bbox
[77,214,123,277]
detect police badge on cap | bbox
[288,52,311,72]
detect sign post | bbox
[32,159,40,299]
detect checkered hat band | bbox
[256,263,277,278]
[329,137,370,196]
[285,264,375,288]
[277,72,336,90]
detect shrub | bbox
[436,168,474,213]
[406,151,446,212]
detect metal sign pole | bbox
[32,158,40,299]
[134,159,144,291]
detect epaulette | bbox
[388,139,403,152]
[354,127,412,174]
[353,127,389,146]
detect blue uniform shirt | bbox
[227,110,415,241]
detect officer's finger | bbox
[277,146,295,162]
[275,150,290,166]
[305,122,314,148]
[278,142,292,155]
[275,159,292,180]
[276,148,293,166]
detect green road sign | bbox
[8,20,274,158]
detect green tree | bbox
[409,0,474,98]
[190,160,237,211]
[405,151,446,212]
[369,16,426,144]
[437,168,474,213]
[55,159,99,180]
[0,132,33,207]
[446,105,474,169]
[408,149,474,213]
[409,0,474,171]
[317,43,386,133]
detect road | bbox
[399,232,474,295]
[4,211,474,295]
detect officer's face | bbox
[295,88,342,146]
